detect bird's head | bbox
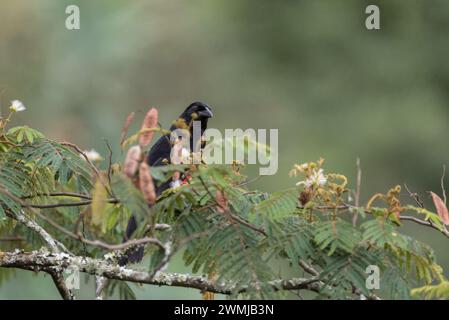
[179,101,213,125]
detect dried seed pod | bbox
[120,111,135,148]
[139,162,156,205]
[430,191,449,225]
[139,108,158,147]
[124,146,142,179]
[299,191,311,206]
[215,189,228,213]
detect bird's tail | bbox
[119,180,171,265]
[118,215,144,265]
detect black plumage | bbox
[120,101,213,265]
[147,101,213,168]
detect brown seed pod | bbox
[139,108,158,147]
[120,111,135,149]
[299,191,311,206]
[139,162,156,205]
[123,145,142,179]
[215,189,229,213]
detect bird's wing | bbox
[147,135,172,166]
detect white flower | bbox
[309,168,327,187]
[170,179,182,189]
[296,168,327,188]
[84,149,103,162]
[9,100,26,112]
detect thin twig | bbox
[31,208,166,251]
[441,165,447,205]
[0,236,25,241]
[404,184,425,209]
[400,215,449,238]
[104,139,114,196]
[197,175,267,237]
[299,259,319,277]
[60,141,101,178]
[229,212,268,237]
[23,192,93,200]
[61,141,113,197]
[237,176,261,188]
[86,237,166,251]
[352,158,362,227]
[22,198,118,209]
[27,200,97,209]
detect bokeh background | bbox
[1,0,449,299]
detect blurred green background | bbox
[1,0,449,299]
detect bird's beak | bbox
[198,107,213,119]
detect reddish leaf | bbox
[430,191,449,225]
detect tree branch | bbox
[48,269,75,300]
[8,209,68,253]
[198,175,267,237]
[23,192,94,200]
[27,207,166,251]
[3,207,74,299]
[400,215,449,237]
[298,202,449,239]
[0,249,322,295]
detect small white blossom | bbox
[296,168,327,188]
[170,179,182,189]
[309,168,327,187]
[9,100,26,112]
[84,149,102,162]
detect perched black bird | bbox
[148,101,213,169]
[120,101,213,264]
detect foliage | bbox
[0,112,449,300]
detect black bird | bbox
[148,101,213,168]
[121,102,213,264]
